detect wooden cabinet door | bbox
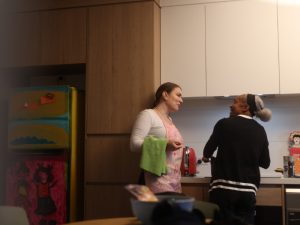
[86,1,160,134]
[256,185,283,206]
[40,8,87,65]
[85,185,133,219]
[84,136,141,218]
[1,12,40,67]
[278,1,300,94]
[161,4,206,97]
[206,0,279,96]
[85,136,140,183]
[1,8,86,67]
[182,183,210,201]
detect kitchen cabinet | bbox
[161,0,279,97]
[182,183,210,201]
[84,137,142,216]
[278,1,300,94]
[206,0,279,96]
[39,8,87,65]
[161,4,206,97]
[84,1,160,219]
[181,177,289,224]
[85,185,133,219]
[2,8,87,67]
[85,136,140,183]
[1,12,40,67]
[256,185,283,207]
[86,1,160,134]
[182,182,283,208]
[11,0,162,12]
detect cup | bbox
[283,156,294,177]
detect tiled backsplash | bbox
[172,94,300,178]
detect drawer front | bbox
[256,186,283,206]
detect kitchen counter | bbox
[181,176,300,225]
[181,176,300,185]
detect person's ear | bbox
[162,91,168,100]
[241,104,250,113]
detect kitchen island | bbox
[181,176,300,225]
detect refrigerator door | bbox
[6,86,83,223]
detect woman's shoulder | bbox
[143,108,154,113]
[139,109,156,117]
[135,109,158,121]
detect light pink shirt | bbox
[145,117,183,193]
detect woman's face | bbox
[164,87,183,112]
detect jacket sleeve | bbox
[130,110,152,152]
[203,119,223,158]
[259,129,271,169]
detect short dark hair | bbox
[293,134,300,139]
[152,82,181,108]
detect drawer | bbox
[256,185,283,206]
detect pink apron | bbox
[145,120,183,193]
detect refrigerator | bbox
[5,85,83,225]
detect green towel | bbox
[140,135,168,176]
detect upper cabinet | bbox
[206,0,279,96]
[161,0,283,97]
[161,5,206,97]
[39,8,87,65]
[278,1,300,94]
[1,12,40,67]
[2,8,87,67]
[86,1,160,134]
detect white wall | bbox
[172,95,300,177]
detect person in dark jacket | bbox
[202,94,272,225]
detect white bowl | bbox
[130,195,195,224]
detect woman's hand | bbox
[167,140,183,151]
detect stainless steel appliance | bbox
[286,188,300,225]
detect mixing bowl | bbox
[130,195,195,224]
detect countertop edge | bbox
[181,176,300,185]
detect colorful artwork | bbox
[9,86,70,120]
[6,86,80,224]
[289,131,300,155]
[289,131,300,177]
[8,120,69,149]
[6,155,67,225]
[8,86,71,150]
